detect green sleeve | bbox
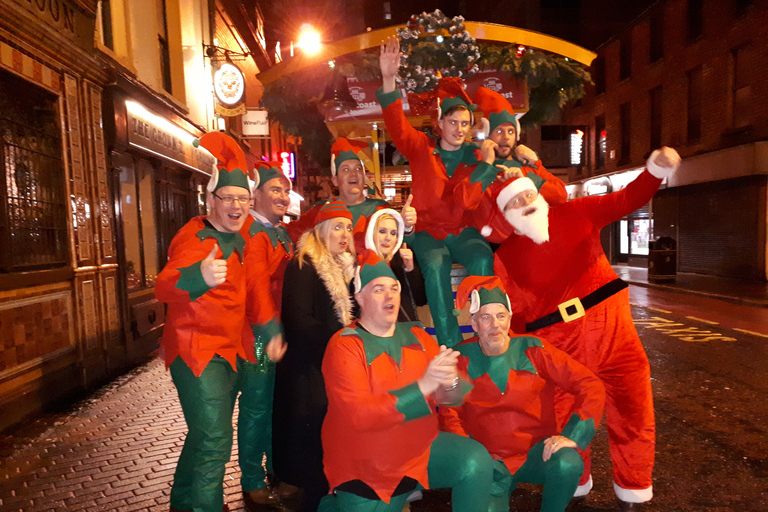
[176,261,213,302]
[389,382,431,421]
[252,319,282,343]
[376,87,401,109]
[560,413,596,450]
[469,161,499,191]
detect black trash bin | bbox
[648,237,677,282]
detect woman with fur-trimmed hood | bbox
[273,200,356,512]
[365,208,427,323]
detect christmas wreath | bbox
[396,10,480,93]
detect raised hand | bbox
[653,146,681,169]
[514,144,538,165]
[480,139,499,164]
[399,243,414,272]
[201,244,228,288]
[380,36,401,93]
[496,164,524,182]
[401,193,417,231]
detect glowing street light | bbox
[296,24,322,55]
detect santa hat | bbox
[252,160,291,191]
[314,199,352,225]
[331,138,371,176]
[194,132,251,193]
[480,173,545,238]
[473,86,521,141]
[353,249,397,293]
[365,209,405,256]
[454,275,511,315]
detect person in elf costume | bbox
[490,147,682,511]
[155,132,266,512]
[319,249,494,512]
[439,276,605,512]
[446,86,568,244]
[286,137,417,250]
[377,35,497,348]
[237,161,293,510]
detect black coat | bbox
[390,252,428,323]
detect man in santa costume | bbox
[155,132,258,512]
[490,146,681,511]
[448,87,568,244]
[440,276,605,512]
[319,249,494,512]
[237,160,293,510]
[286,137,417,250]
[378,36,506,348]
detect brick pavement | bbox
[0,356,251,512]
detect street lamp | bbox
[296,24,321,55]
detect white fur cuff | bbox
[646,148,680,179]
[613,482,653,503]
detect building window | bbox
[595,114,606,169]
[97,0,114,50]
[619,102,631,165]
[383,1,392,20]
[592,56,605,95]
[649,8,663,63]
[619,35,631,80]
[687,67,702,143]
[688,0,703,41]
[0,70,68,272]
[158,0,172,94]
[649,86,663,150]
[732,45,754,129]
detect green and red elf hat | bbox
[454,275,511,315]
[252,160,291,191]
[472,86,521,141]
[436,77,477,120]
[479,173,545,238]
[314,199,353,225]
[331,137,372,176]
[353,248,397,293]
[193,132,251,193]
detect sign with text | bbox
[242,109,269,137]
[12,0,96,51]
[280,151,296,179]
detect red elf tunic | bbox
[322,322,441,503]
[493,169,662,494]
[155,216,251,376]
[439,335,604,475]
[240,213,295,355]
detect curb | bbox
[625,279,768,309]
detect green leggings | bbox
[318,431,493,512]
[409,228,494,348]
[236,358,276,491]
[490,440,583,512]
[169,356,239,512]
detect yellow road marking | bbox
[733,328,768,338]
[685,316,719,325]
[646,307,672,314]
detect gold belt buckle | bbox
[558,297,585,323]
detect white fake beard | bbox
[503,193,550,244]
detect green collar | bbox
[249,220,294,255]
[340,322,424,367]
[494,157,525,167]
[197,222,246,261]
[435,142,480,177]
[457,336,543,393]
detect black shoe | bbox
[243,488,281,512]
[618,499,643,511]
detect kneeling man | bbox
[440,276,605,512]
[320,250,494,512]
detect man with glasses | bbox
[156,132,257,512]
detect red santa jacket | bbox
[322,321,441,503]
[377,88,497,239]
[494,169,663,346]
[439,334,604,475]
[286,195,389,251]
[155,216,251,376]
[240,213,295,360]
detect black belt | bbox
[525,278,628,332]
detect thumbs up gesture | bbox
[401,194,417,231]
[201,244,228,288]
[399,242,415,272]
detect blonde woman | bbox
[365,209,427,322]
[273,201,356,512]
